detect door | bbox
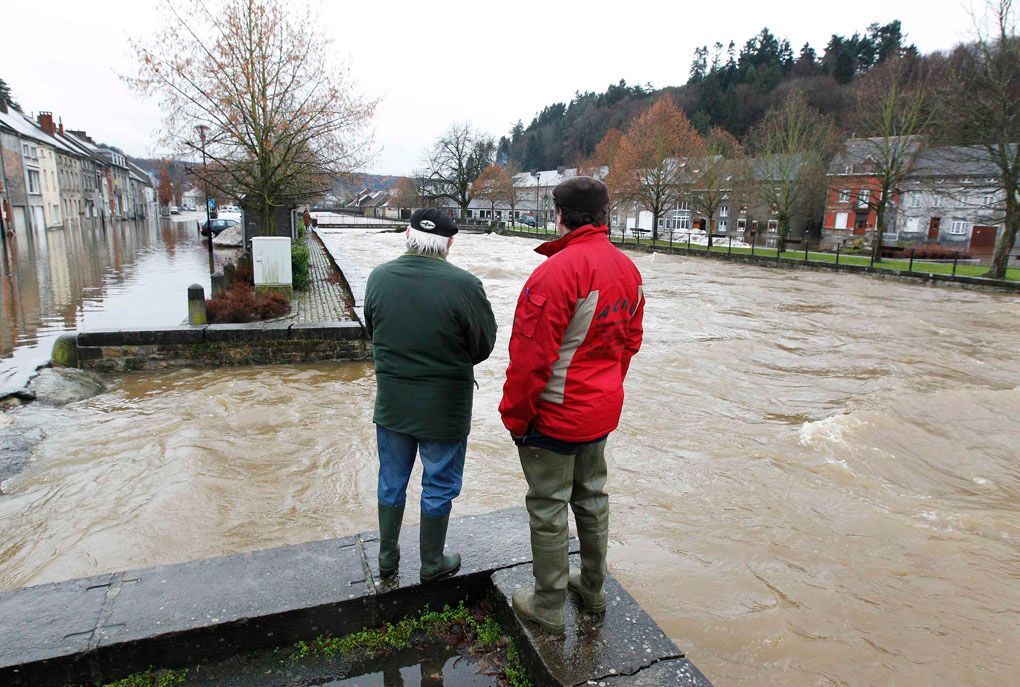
[970,225,997,255]
[928,216,941,241]
[31,206,45,232]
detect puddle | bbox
[315,645,495,686]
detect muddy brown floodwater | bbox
[2,231,1019,686]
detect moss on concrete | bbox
[50,334,79,368]
[101,668,187,687]
[292,601,532,686]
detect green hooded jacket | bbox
[364,252,497,442]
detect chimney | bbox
[0,98,7,114]
[38,111,56,135]
[58,117,64,136]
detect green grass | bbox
[502,227,1020,282]
[292,602,531,686]
[101,669,187,687]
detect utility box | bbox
[252,236,293,300]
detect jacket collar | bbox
[535,224,609,257]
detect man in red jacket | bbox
[499,176,644,635]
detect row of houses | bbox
[340,136,1014,255]
[0,99,156,235]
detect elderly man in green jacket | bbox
[364,208,497,583]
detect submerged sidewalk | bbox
[289,232,355,323]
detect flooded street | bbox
[0,213,233,395]
[1,230,1018,685]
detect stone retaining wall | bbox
[71,322,370,372]
[495,229,1020,293]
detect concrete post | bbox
[188,284,207,325]
[211,271,226,297]
[50,333,79,368]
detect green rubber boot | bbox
[419,514,461,583]
[568,440,609,613]
[378,503,405,580]
[512,541,568,635]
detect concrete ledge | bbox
[0,508,710,687]
[68,320,371,372]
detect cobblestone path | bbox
[291,233,354,323]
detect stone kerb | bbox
[69,321,370,372]
[0,507,712,686]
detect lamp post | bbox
[531,170,540,230]
[196,125,212,259]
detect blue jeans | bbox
[376,424,467,517]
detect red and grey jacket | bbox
[499,224,644,442]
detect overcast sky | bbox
[0,0,983,175]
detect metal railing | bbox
[499,224,1017,283]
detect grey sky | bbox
[0,0,980,175]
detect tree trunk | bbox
[986,200,1017,280]
[707,216,714,249]
[652,209,659,242]
[871,202,886,263]
[779,216,790,253]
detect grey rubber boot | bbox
[568,440,609,613]
[378,503,405,580]
[419,514,461,582]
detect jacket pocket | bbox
[516,292,546,338]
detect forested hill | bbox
[500,21,915,170]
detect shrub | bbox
[206,283,290,323]
[903,245,971,260]
[291,241,310,290]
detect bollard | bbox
[188,283,207,325]
[223,261,236,290]
[211,271,226,297]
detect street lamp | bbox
[195,124,212,259]
[531,170,540,228]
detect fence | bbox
[498,224,1020,287]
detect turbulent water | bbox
[2,230,1018,686]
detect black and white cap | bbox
[409,208,458,237]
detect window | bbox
[676,201,689,211]
[838,189,850,203]
[905,217,920,233]
[858,189,870,207]
[949,221,968,235]
[910,192,921,207]
[718,219,728,233]
[719,205,728,218]
[983,194,995,207]
[933,194,943,208]
[767,219,779,233]
[834,212,849,229]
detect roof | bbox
[906,145,1008,178]
[829,135,924,175]
[0,109,80,156]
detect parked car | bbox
[183,204,196,212]
[519,215,537,227]
[200,218,240,237]
[170,206,180,215]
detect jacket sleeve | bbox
[363,271,375,338]
[465,277,497,365]
[499,268,572,436]
[620,282,644,380]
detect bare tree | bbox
[609,97,706,241]
[129,0,376,234]
[391,176,419,214]
[423,123,494,218]
[747,91,837,252]
[850,58,932,262]
[473,163,509,225]
[501,161,529,226]
[935,0,1020,279]
[691,127,743,249]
